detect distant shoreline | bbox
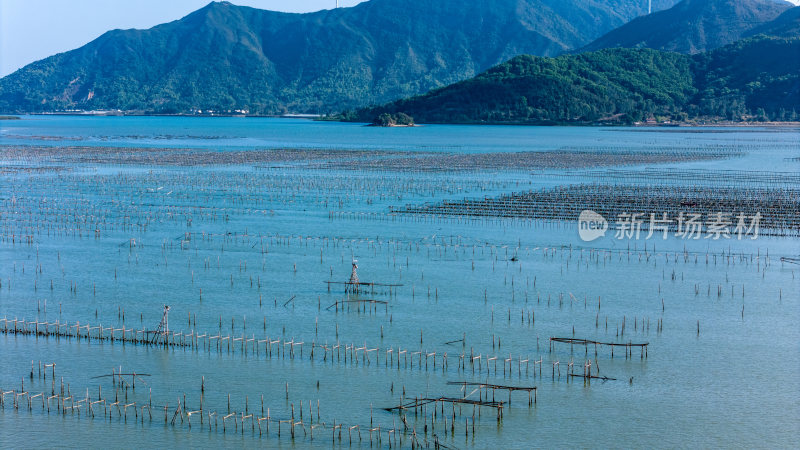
[365,123,417,128]
[4,112,798,128]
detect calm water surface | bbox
[0,116,798,448]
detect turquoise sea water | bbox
[0,116,798,448]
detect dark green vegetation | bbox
[371,112,414,127]
[0,0,679,115]
[0,115,21,120]
[581,0,792,54]
[691,36,800,121]
[354,36,800,124]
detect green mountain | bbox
[692,35,800,121]
[745,6,800,38]
[0,0,680,114]
[580,0,792,54]
[353,36,800,124]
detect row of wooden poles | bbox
[330,208,800,238]
[0,317,646,381]
[391,183,800,236]
[565,167,800,188]
[550,337,649,360]
[2,362,511,447]
[0,382,421,447]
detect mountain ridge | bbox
[580,0,792,54]
[0,0,680,114]
[745,6,800,38]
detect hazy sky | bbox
[0,0,367,76]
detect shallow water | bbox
[0,116,798,448]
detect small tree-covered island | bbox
[370,112,415,127]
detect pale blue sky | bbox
[0,0,367,76]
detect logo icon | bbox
[578,210,608,241]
